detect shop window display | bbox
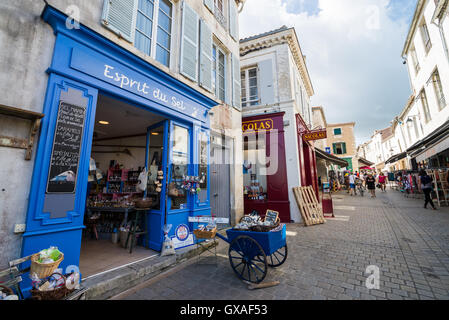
[243,134,268,200]
[146,125,165,210]
[170,125,189,209]
[198,130,208,203]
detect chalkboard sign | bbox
[265,210,279,225]
[46,101,86,193]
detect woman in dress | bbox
[366,173,376,198]
[378,172,387,192]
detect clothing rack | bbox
[391,170,423,199]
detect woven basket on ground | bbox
[30,252,64,279]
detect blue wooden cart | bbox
[215,224,288,284]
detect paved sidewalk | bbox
[118,189,449,300]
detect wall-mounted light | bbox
[151,132,160,136]
[98,121,109,125]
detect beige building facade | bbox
[325,122,357,171]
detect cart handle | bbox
[215,232,229,244]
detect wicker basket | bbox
[135,198,153,208]
[0,285,14,297]
[30,273,75,300]
[194,227,217,239]
[249,217,281,233]
[30,252,64,279]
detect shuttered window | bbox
[212,44,226,101]
[102,0,139,43]
[218,49,226,101]
[199,19,213,92]
[102,0,172,66]
[231,53,241,110]
[420,20,432,53]
[180,1,199,81]
[420,89,432,123]
[432,69,446,110]
[135,0,154,55]
[241,67,259,107]
[155,0,173,67]
[229,0,238,41]
[333,143,346,155]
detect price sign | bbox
[264,210,279,225]
[46,101,86,193]
[188,216,229,224]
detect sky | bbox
[239,0,418,145]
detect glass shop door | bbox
[166,122,190,212]
[145,121,169,212]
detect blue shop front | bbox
[21,6,216,286]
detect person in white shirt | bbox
[349,173,356,196]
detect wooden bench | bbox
[0,255,32,300]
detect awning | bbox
[357,157,374,166]
[407,119,449,161]
[315,148,348,167]
[385,151,407,164]
[416,134,449,162]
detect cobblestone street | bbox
[118,189,449,300]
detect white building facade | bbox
[238,26,317,223]
[401,0,449,168]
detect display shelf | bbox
[429,169,449,207]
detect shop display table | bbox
[85,207,136,241]
[125,208,150,254]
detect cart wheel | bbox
[267,244,288,267]
[228,235,267,284]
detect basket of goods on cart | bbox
[30,247,64,279]
[30,272,80,300]
[215,210,287,284]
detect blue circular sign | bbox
[175,224,190,242]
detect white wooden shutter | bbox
[231,53,241,110]
[259,59,275,105]
[199,20,213,92]
[180,1,199,82]
[101,0,138,43]
[204,0,214,13]
[229,0,238,41]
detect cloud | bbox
[239,0,415,145]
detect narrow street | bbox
[118,189,449,300]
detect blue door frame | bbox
[19,5,216,293]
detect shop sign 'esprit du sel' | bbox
[70,47,206,122]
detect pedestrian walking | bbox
[419,170,436,210]
[366,173,376,198]
[344,173,350,193]
[349,172,356,196]
[378,172,387,192]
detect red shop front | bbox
[242,113,291,222]
[296,114,319,199]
